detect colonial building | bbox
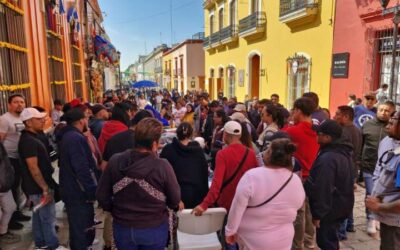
[203,0,335,108]
[330,1,400,111]
[143,44,169,84]
[162,39,205,93]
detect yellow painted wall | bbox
[162,53,173,90]
[204,0,335,108]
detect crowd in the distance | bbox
[0,85,398,250]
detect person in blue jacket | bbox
[57,108,98,250]
[353,92,377,129]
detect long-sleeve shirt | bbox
[200,143,257,211]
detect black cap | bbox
[91,104,106,115]
[317,119,343,139]
[64,108,86,125]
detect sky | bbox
[98,0,204,71]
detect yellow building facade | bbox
[204,0,335,108]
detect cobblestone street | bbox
[0,184,381,250]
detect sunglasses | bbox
[365,97,376,101]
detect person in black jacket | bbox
[305,120,355,250]
[160,122,209,209]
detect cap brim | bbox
[33,113,47,119]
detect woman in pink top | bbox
[225,138,305,250]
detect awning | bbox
[131,80,159,88]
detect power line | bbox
[108,0,197,25]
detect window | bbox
[210,15,214,34]
[287,54,310,108]
[219,8,224,30]
[251,0,258,13]
[230,0,236,25]
[227,66,236,98]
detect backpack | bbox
[0,143,14,192]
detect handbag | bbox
[247,172,293,208]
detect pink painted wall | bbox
[330,0,397,112]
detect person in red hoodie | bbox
[192,120,258,249]
[282,97,319,250]
[98,102,131,154]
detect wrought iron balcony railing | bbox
[220,25,238,42]
[279,0,318,17]
[238,12,266,36]
[203,36,210,48]
[210,31,220,45]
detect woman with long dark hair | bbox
[160,122,209,209]
[257,104,284,151]
[225,138,305,249]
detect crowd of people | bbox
[0,87,398,250]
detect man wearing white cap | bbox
[193,121,258,249]
[18,108,65,250]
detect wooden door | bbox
[251,55,260,99]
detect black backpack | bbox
[0,143,14,192]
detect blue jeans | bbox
[30,194,59,249]
[113,221,169,250]
[65,202,95,250]
[363,172,374,220]
[338,213,354,239]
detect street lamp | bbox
[381,0,400,103]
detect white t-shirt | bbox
[156,95,163,104]
[0,112,25,158]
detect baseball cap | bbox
[230,112,250,123]
[364,91,376,99]
[91,104,106,115]
[317,119,343,139]
[223,121,242,136]
[64,108,86,125]
[234,103,246,112]
[20,108,47,122]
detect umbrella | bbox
[131,80,159,88]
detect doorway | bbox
[249,54,260,99]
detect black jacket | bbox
[305,140,355,222]
[160,138,209,209]
[57,126,98,203]
[361,118,388,174]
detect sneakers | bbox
[55,246,69,250]
[0,231,21,244]
[367,219,377,235]
[8,220,23,230]
[12,211,31,221]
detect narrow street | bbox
[0,184,381,250]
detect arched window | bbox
[287,54,311,108]
[230,0,236,25]
[219,8,224,30]
[251,0,258,13]
[210,15,214,34]
[227,66,236,98]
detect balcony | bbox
[210,32,221,47]
[279,0,319,26]
[203,36,211,49]
[203,0,214,9]
[220,25,239,44]
[238,12,266,38]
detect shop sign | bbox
[332,53,350,78]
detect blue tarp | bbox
[131,80,159,88]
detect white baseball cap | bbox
[20,108,47,122]
[233,103,246,112]
[223,121,242,135]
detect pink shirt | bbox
[226,167,305,250]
